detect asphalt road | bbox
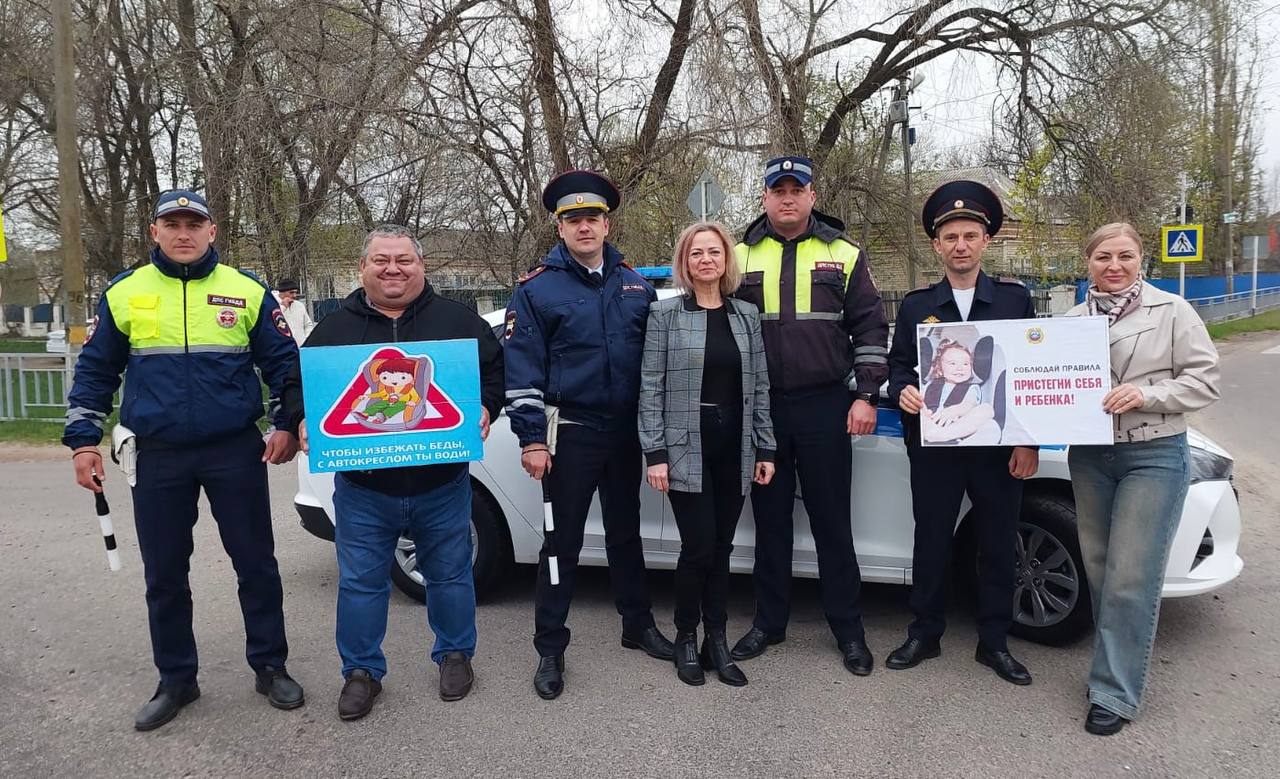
[2,332,1278,778]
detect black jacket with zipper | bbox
[282,284,504,496]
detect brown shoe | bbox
[439,652,474,701]
[338,669,381,721]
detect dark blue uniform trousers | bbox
[534,424,655,656]
[132,427,288,686]
[904,435,1021,651]
[749,387,865,644]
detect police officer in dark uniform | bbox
[730,155,889,676]
[504,170,673,700]
[885,180,1039,685]
[64,190,305,730]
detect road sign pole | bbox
[1251,235,1260,315]
[1178,173,1187,298]
[700,180,708,222]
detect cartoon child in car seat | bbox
[352,357,420,424]
[921,340,999,444]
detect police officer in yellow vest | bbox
[64,190,306,731]
[730,156,889,676]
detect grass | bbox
[0,420,66,445]
[1207,308,1280,340]
[0,337,51,354]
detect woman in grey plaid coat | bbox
[639,221,776,687]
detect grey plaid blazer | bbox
[639,295,775,495]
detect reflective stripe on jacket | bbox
[63,247,298,448]
[733,211,889,395]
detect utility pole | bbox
[1179,172,1188,298]
[899,74,918,289]
[53,0,87,351]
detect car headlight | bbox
[1189,445,1233,483]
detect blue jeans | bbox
[1069,434,1189,720]
[333,469,476,679]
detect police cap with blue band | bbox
[764,155,814,188]
[921,180,1003,238]
[542,170,621,218]
[153,189,213,222]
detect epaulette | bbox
[102,267,138,293]
[996,276,1025,287]
[517,265,548,284]
[902,284,933,298]
[233,267,271,290]
[619,260,634,270]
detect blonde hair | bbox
[1084,222,1143,260]
[671,221,741,295]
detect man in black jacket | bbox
[283,224,503,720]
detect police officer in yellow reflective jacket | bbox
[730,156,889,676]
[63,190,306,731]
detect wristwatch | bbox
[854,391,878,407]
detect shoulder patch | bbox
[996,276,1025,287]
[517,265,548,284]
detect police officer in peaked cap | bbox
[503,170,673,700]
[884,179,1039,686]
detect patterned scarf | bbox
[1086,278,1144,325]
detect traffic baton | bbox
[541,478,560,586]
[91,476,122,572]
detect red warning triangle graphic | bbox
[320,347,463,437]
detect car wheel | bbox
[1007,492,1093,646]
[388,480,512,602]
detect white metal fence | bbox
[1187,286,1280,324]
[0,353,74,422]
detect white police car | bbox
[294,290,1243,646]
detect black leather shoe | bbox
[729,627,785,661]
[438,652,474,702]
[338,669,381,721]
[254,666,305,710]
[673,631,705,686]
[975,644,1032,686]
[621,626,675,661]
[134,682,200,731]
[1085,703,1127,736]
[533,655,565,700]
[700,630,747,687]
[838,640,874,676]
[885,638,941,670]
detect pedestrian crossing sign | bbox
[1161,224,1202,263]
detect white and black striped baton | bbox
[91,476,122,572]
[541,479,560,586]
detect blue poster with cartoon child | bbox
[300,339,484,473]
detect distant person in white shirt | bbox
[273,278,314,346]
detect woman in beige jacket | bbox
[1066,223,1220,736]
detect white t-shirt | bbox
[951,286,976,321]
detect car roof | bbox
[481,286,679,326]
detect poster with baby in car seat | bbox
[300,339,484,472]
[915,318,1112,447]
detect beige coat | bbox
[1066,282,1220,443]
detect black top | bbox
[699,302,742,406]
[281,284,504,496]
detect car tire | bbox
[1007,491,1093,646]
[389,480,513,602]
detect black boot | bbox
[700,629,748,687]
[673,631,705,686]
